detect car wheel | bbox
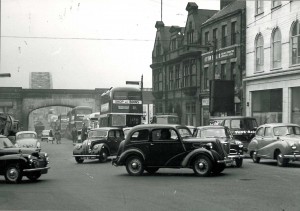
[5,165,23,183]
[277,153,288,167]
[126,156,144,176]
[75,157,84,164]
[235,158,243,168]
[145,167,159,174]
[99,149,108,163]
[193,155,212,177]
[26,172,41,181]
[212,163,226,175]
[252,152,260,163]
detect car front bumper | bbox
[282,153,300,160]
[217,158,233,165]
[228,154,245,159]
[23,166,50,174]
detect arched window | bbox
[272,28,281,69]
[291,21,300,65]
[255,34,264,72]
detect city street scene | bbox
[1,0,300,210]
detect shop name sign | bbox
[204,48,236,64]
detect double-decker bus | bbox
[58,114,69,137]
[66,106,93,138]
[99,87,143,127]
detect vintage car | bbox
[41,129,51,142]
[15,131,41,149]
[112,124,232,177]
[209,116,258,148]
[192,125,245,167]
[248,123,300,167]
[73,127,124,163]
[0,135,50,183]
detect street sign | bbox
[126,81,140,85]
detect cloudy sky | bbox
[0,0,219,89]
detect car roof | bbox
[16,131,37,135]
[259,123,300,127]
[196,125,226,129]
[132,124,187,130]
[209,116,256,120]
[90,127,121,131]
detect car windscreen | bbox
[231,119,257,129]
[273,126,300,136]
[88,130,107,138]
[17,133,37,139]
[0,137,14,148]
[177,128,192,138]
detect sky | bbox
[0,0,220,89]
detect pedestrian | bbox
[81,123,88,142]
[49,129,54,144]
[71,126,77,144]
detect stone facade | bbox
[245,1,300,125]
[30,72,53,89]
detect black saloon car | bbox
[73,127,124,163]
[193,126,245,167]
[0,135,50,183]
[112,124,231,177]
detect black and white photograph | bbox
[1,0,300,210]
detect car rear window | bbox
[130,129,149,142]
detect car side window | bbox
[256,127,265,137]
[152,129,178,141]
[265,127,272,137]
[130,129,149,142]
[108,131,114,138]
[224,120,230,128]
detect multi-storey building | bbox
[245,1,300,125]
[151,3,218,126]
[200,0,246,125]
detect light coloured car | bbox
[248,123,300,167]
[15,131,41,149]
[41,129,51,142]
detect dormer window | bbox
[187,22,194,44]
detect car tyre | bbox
[235,158,243,168]
[252,152,260,163]
[126,156,144,176]
[212,163,225,175]
[75,157,84,164]
[277,153,288,167]
[99,149,108,163]
[5,165,23,183]
[145,167,159,175]
[26,172,41,181]
[193,155,212,177]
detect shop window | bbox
[252,89,282,125]
[272,28,281,69]
[291,21,300,65]
[291,87,300,125]
[255,34,264,72]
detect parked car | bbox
[41,129,51,142]
[112,124,232,177]
[15,131,41,149]
[209,116,258,148]
[73,127,124,163]
[0,135,50,183]
[248,123,300,167]
[192,125,245,167]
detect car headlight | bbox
[291,144,297,150]
[93,145,98,150]
[76,144,82,150]
[206,143,213,149]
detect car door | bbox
[148,128,185,167]
[107,130,118,155]
[255,127,266,156]
[259,127,275,158]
